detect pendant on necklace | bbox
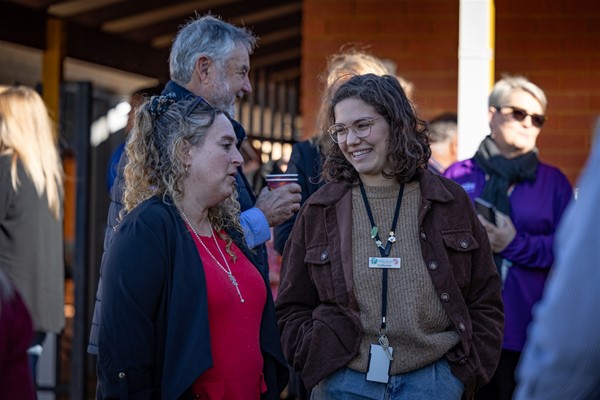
[180,210,245,303]
[228,273,245,303]
[388,231,396,243]
[375,239,384,249]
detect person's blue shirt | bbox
[106,142,125,193]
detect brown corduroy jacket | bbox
[275,169,504,399]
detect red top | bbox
[188,227,267,399]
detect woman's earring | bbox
[185,165,190,176]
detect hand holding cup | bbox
[265,174,299,190]
[256,174,302,226]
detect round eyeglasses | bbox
[327,117,382,143]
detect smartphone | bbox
[475,197,497,226]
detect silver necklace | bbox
[180,210,244,303]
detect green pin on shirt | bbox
[371,226,378,239]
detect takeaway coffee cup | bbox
[265,173,298,190]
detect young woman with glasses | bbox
[276,74,503,399]
[444,75,573,400]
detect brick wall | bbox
[495,0,600,182]
[302,0,600,183]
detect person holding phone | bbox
[276,74,503,399]
[444,75,573,400]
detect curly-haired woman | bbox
[97,96,287,399]
[276,74,503,399]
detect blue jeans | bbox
[311,358,464,400]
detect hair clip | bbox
[149,92,177,118]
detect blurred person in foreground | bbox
[514,119,600,400]
[97,96,287,399]
[0,270,35,400]
[444,75,572,400]
[428,112,458,175]
[89,14,301,357]
[276,74,503,399]
[273,48,401,256]
[0,85,64,386]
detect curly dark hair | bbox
[323,74,430,185]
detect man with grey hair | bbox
[89,14,295,398]
[164,14,301,240]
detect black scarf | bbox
[474,135,538,215]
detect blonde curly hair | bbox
[314,48,397,153]
[122,97,242,259]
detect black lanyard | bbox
[358,180,405,331]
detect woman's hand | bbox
[478,211,516,253]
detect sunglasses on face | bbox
[498,105,546,128]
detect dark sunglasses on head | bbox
[498,105,546,128]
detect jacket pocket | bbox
[305,244,336,302]
[441,230,479,288]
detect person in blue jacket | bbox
[97,96,288,399]
[105,85,163,194]
[514,120,600,400]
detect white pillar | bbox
[458,0,495,160]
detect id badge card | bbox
[368,257,401,269]
[366,344,393,383]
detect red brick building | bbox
[301,0,600,183]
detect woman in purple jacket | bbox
[444,75,573,400]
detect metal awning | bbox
[1,0,302,84]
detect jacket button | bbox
[459,357,468,364]
[118,372,126,379]
[460,240,469,249]
[458,322,466,332]
[320,251,328,261]
[440,293,450,302]
[428,261,438,270]
[420,232,427,240]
